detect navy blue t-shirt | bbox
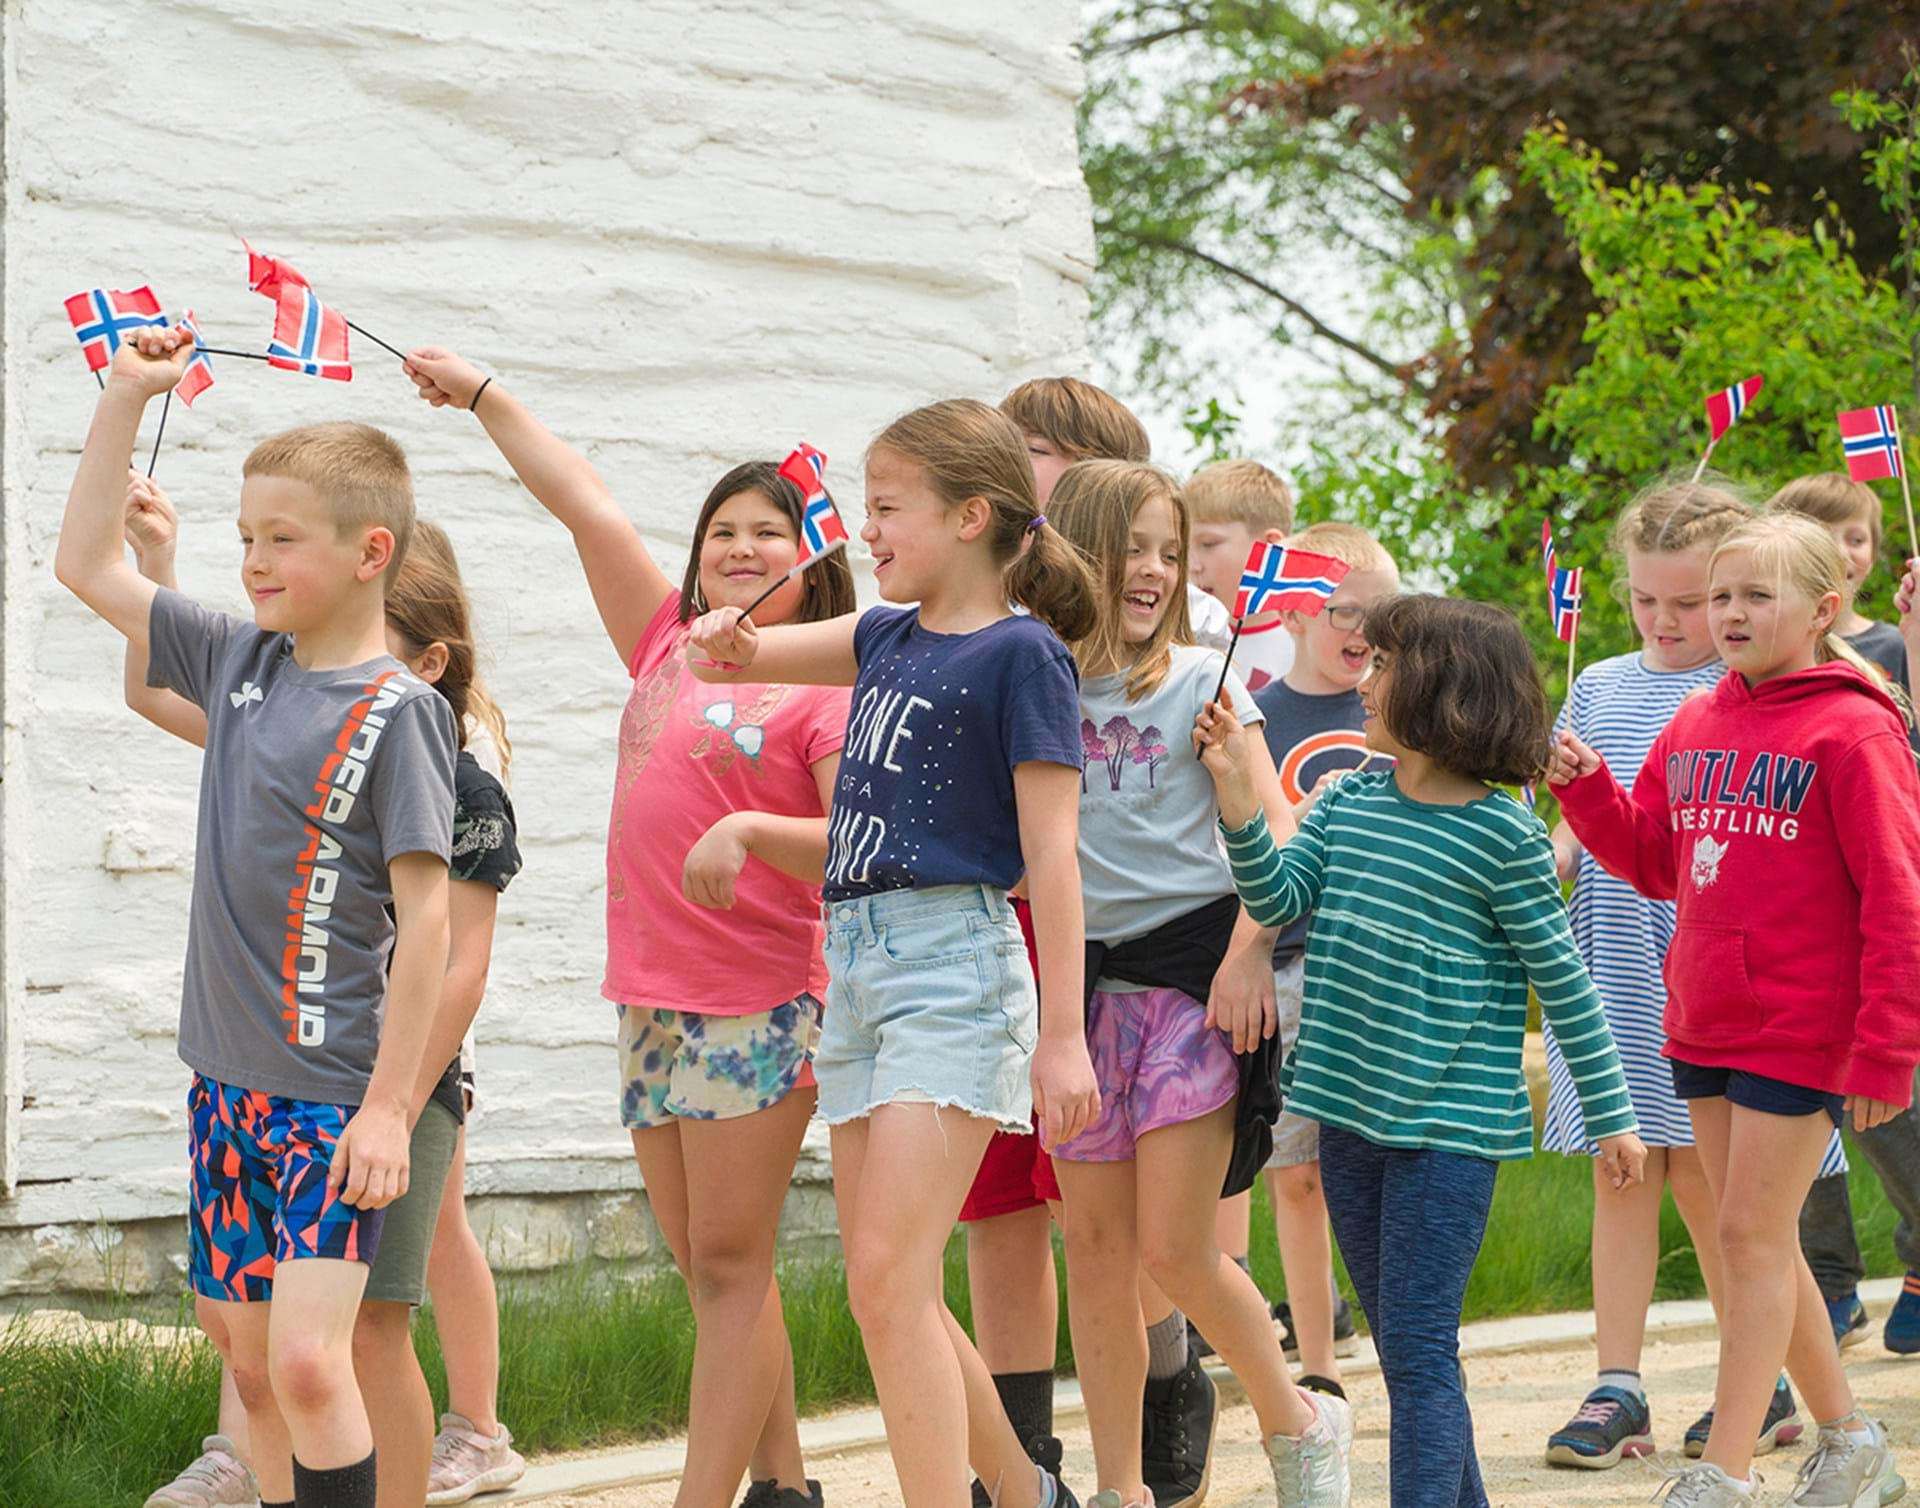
[823,608,1083,900]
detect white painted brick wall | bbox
[0,0,1090,1281]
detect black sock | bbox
[263,1501,295,1508]
[293,1451,376,1508]
[993,1368,1055,1445]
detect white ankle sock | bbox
[1597,1367,1644,1400]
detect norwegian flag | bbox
[246,241,352,381]
[175,309,215,408]
[777,443,849,562]
[1550,565,1584,643]
[1705,375,1764,443]
[64,286,167,372]
[1541,518,1558,584]
[1838,405,1905,483]
[1232,542,1351,620]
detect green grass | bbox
[1,1158,1904,1508]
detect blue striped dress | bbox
[1541,652,1847,1174]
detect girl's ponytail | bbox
[387,520,515,774]
[872,398,1098,643]
[1007,518,1099,643]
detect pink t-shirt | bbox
[602,599,851,1014]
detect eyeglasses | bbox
[1321,604,1368,633]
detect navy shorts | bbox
[1669,1059,1845,1129]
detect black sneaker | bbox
[1683,1377,1804,1459]
[1273,1296,1360,1360]
[1544,1385,1654,1470]
[738,1480,823,1508]
[1141,1347,1216,1508]
[1297,1374,1347,1401]
[971,1436,1065,1508]
[1185,1316,1214,1360]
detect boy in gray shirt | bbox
[55,324,454,1508]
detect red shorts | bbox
[959,897,1061,1222]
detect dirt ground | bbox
[540,1315,1920,1507]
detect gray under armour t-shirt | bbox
[147,588,457,1105]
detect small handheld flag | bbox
[175,310,215,408]
[1231,542,1352,620]
[1541,518,1558,584]
[777,443,850,563]
[1839,405,1905,483]
[737,443,851,622]
[247,242,354,379]
[1550,565,1583,644]
[1706,375,1763,443]
[64,286,167,373]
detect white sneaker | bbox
[1654,1463,1758,1506]
[1266,1391,1352,1508]
[143,1436,259,1508]
[1788,1418,1907,1507]
[425,1412,528,1505]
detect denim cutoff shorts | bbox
[818,884,1038,1131]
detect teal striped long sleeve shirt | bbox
[1223,771,1637,1160]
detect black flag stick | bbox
[1209,619,1245,707]
[738,538,848,623]
[193,343,276,363]
[345,318,406,362]
[146,392,171,478]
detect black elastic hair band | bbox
[470,377,492,412]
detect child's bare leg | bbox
[837,1106,1036,1508]
[1691,1099,1844,1479]
[1215,1188,1252,1267]
[196,1299,253,1458]
[1667,1144,1726,1314]
[1266,1161,1339,1380]
[212,1299,295,1502]
[352,1301,433,1508]
[1137,1104,1313,1439]
[266,1259,375,1475]
[1055,1159,1148,1498]
[967,1205,1061,1381]
[1590,1145,1669,1371]
[749,1327,804,1487]
[425,1128,503,1434]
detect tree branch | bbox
[1109,225,1429,392]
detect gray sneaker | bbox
[425,1412,528,1505]
[1788,1418,1907,1507]
[1653,1464,1757,1506]
[143,1436,259,1508]
[1087,1494,1154,1508]
[1266,1390,1352,1508]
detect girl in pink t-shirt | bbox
[407,349,856,1508]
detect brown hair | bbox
[243,422,415,584]
[1607,476,1755,604]
[1047,460,1192,699]
[1285,520,1398,577]
[999,377,1151,463]
[1185,459,1294,533]
[1769,472,1884,554]
[871,399,1099,641]
[676,461,857,625]
[1364,595,1550,785]
[386,520,513,777]
[1710,513,1911,723]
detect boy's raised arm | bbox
[54,329,193,645]
[404,347,675,667]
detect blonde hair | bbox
[1285,520,1398,577]
[1769,472,1884,555]
[1047,460,1192,700]
[1710,513,1911,724]
[386,521,513,777]
[243,422,415,583]
[871,399,1099,642]
[1608,476,1754,605]
[998,378,1151,463]
[1184,459,1294,533]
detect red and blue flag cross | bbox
[65,287,167,372]
[1232,542,1350,620]
[1839,405,1905,482]
[777,444,848,561]
[1550,565,1584,643]
[267,285,351,382]
[175,310,215,408]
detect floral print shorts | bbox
[616,994,822,1129]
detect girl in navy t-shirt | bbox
[689,399,1097,1508]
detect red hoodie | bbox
[1557,661,1920,1105]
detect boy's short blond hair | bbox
[1286,520,1397,578]
[999,377,1150,463]
[1769,472,1883,553]
[243,423,415,582]
[1185,459,1294,533]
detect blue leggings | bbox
[1319,1126,1498,1508]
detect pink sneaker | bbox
[143,1436,259,1508]
[426,1412,527,1505]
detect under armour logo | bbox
[229,682,264,710]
